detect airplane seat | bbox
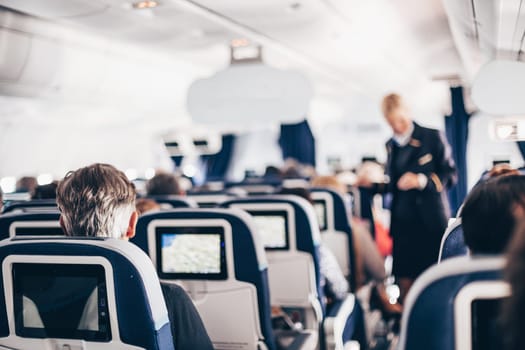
[311,188,356,291]
[132,209,296,350]
[2,200,58,214]
[398,256,507,350]
[185,192,236,208]
[145,195,198,209]
[0,236,173,350]
[222,196,363,350]
[0,212,62,240]
[438,218,468,262]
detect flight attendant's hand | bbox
[397,172,420,190]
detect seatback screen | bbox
[156,227,227,280]
[249,211,289,250]
[313,200,327,231]
[14,226,65,236]
[13,263,111,342]
[471,298,505,350]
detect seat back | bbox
[398,256,508,350]
[132,209,275,350]
[2,200,58,214]
[222,196,324,329]
[145,195,197,209]
[0,237,173,350]
[0,212,63,240]
[438,218,468,262]
[311,188,356,289]
[186,193,235,208]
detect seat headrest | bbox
[0,212,62,240]
[399,256,506,350]
[0,237,170,349]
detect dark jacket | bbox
[385,122,457,232]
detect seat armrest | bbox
[274,329,318,350]
[323,294,356,350]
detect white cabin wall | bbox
[467,113,523,189]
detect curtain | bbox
[517,142,525,160]
[278,119,316,166]
[445,86,471,216]
[171,156,184,168]
[201,134,236,181]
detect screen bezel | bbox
[155,226,227,280]
[247,210,290,251]
[12,262,111,342]
[313,200,328,231]
[14,227,65,236]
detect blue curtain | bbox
[517,142,525,160]
[201,134,236,181]
[171,156,184,168]
[278,119,316,166]
[445,86,471,216]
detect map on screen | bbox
[251,215,287,249]
[161,233,221,274]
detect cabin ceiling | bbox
[0,0,464,97]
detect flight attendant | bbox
[371,93,457,303]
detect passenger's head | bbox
[487,163,520,179]
[146,172,182,196]
[311,175,346,195]
[381,93,412,135]
[16,176,38,193]
[56,163,137,239]
[502,220,525,350]
[264,166,282,179]
[278,186,312,203]
[461,175,525,255]
[31,182,58,200]
[136,198,161,215]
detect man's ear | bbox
[59,216,68,236]
[125,211,138,240]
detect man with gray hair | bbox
[57,163,213,350]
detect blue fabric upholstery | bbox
[311,188,357,291]
[145,195,197,208]
[2,199,58,214]
[132,209,276,350]
[399,256,504,350]
[0,237,173,349]
[440,223,468,261]
[221,196,324,312]
[0,212,61,240]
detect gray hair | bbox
[56,163,136,238]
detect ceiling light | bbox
[231,38,250,48]
[37,174,53,185]
[132,0,158,9]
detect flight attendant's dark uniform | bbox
[385,122,457,279]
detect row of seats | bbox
[0,191,362,350]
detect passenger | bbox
[16,176,38,193]
[136,198,161,215]
[360,93,457,303]
[501,220,525,350]
[146,172,184,196]
[56,163,213,350]
[487,163,520,179]
[263,165,283,180]
[31,182,58,200]
[310,176,401,315]
[461,175,525,255]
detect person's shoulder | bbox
[414,123,441,140]
[161,282,189,299]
